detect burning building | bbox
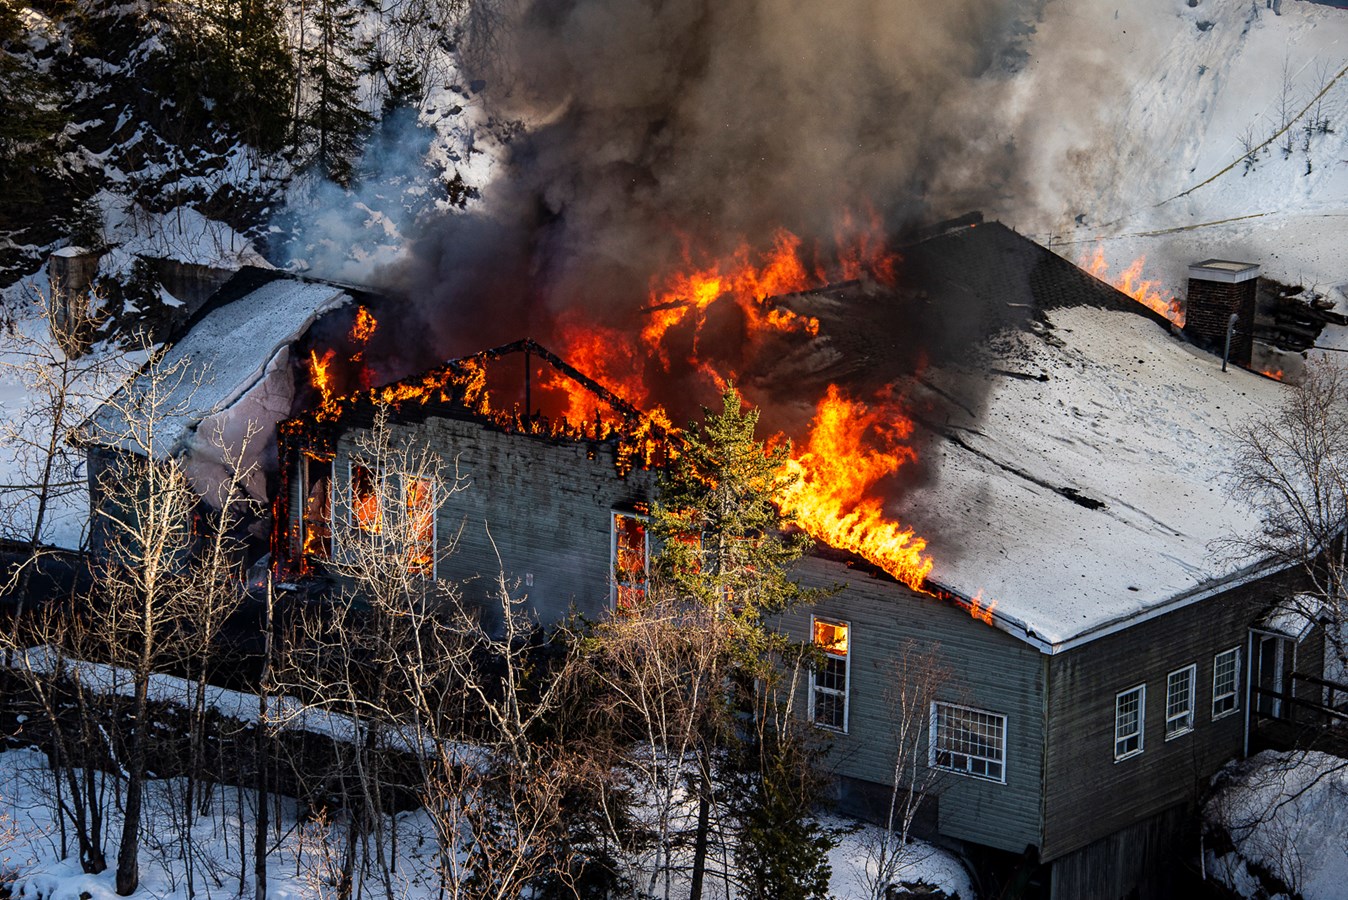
[84,219,1327,899]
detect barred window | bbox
[1166,665,1196,739]
[1213,647,1240,719]
[810,618,850,732]
[1115,685,1145,760]
[930,702,1006,783]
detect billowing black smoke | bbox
[387,0,1044,384]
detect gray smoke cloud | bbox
[391,0,1046,366]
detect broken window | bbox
[931,701,1005,782]
[1165,665,1196,739]
[1114,684,1145,760]
[611,511,648,609]
[405,477,435,577]
[301,455,332,559]
[811,618,850,732]
[1212,647,1240,719]
[350,462,382,534]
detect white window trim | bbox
[1165,665,1197,740]
[1212,646,1241,720]
[609,510,649,609]
[809,616,850,734]
[1115,684,1146,761]
[928,701,1007,784]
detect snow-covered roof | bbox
[789,223,1290,652]
[1256,595,1323,642]
[88,275,350,460]
[902,304,1284,650]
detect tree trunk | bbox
[688,756,712,900]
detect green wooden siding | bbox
[334,416,657,628]
[779,556,1046,854]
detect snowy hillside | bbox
[999,0,1348,304]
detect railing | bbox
[1252,672,1348,725]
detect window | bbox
[350,463,382,533]
[1213,647,1240,719]
[300,454,332,558]
[930,702,1006,782]
[1166,665,1197,738]
[611,512,648,609]
[811,618,850,732]
[405,477,435,577]
[1115,685,1145,759]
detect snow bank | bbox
[1205,749,1348,899]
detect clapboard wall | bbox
[778,555,1047,855]
[334,414,657,628]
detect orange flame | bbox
[642,228,820,368]
[1080,247,1184,326]
[968,589,997,625]
[351,306,377,345]
[778,385,933,592]
[406,477,434,574]
[1260,368,1285,381]
[309,349,338,417]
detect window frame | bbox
[809,616,851,734]
[1114,684,1146,761]
[298,454,333,559]
[348,460,384,534]
[1165,665,1197,740]
[404,475,437,579]
[610,510,649,610]
[1212,647,1241,720]
[929,701,1007,784]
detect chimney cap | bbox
[1188,259,1260,284]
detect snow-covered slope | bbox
[999,0,1348,302]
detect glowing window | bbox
[931,702,1006,782]
[405,477,435,577]
[300,455,332,559]
[1213,647,1240,719]
[611,512,648,609]
[1115,685,1145,760]
[350,463,382,534]
[811,618,850,732]
[1166,665,1196,739]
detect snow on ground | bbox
[996,0,1348,314]
[90,191,271,277]
[1205,749,1348,900]
[0,655,973,900]
[0,270,149,549]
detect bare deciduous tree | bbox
[1223,361,1348,684]
[860,639,951,900]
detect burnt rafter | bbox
[451,338,646,423]
[278,336,675,475]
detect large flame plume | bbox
[778,385,933,592]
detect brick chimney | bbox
[1183,259,1260,367]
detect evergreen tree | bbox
[298,0,372,186]
[649,385,834,900]
[0,0,66,220]
[151,0,294,156]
